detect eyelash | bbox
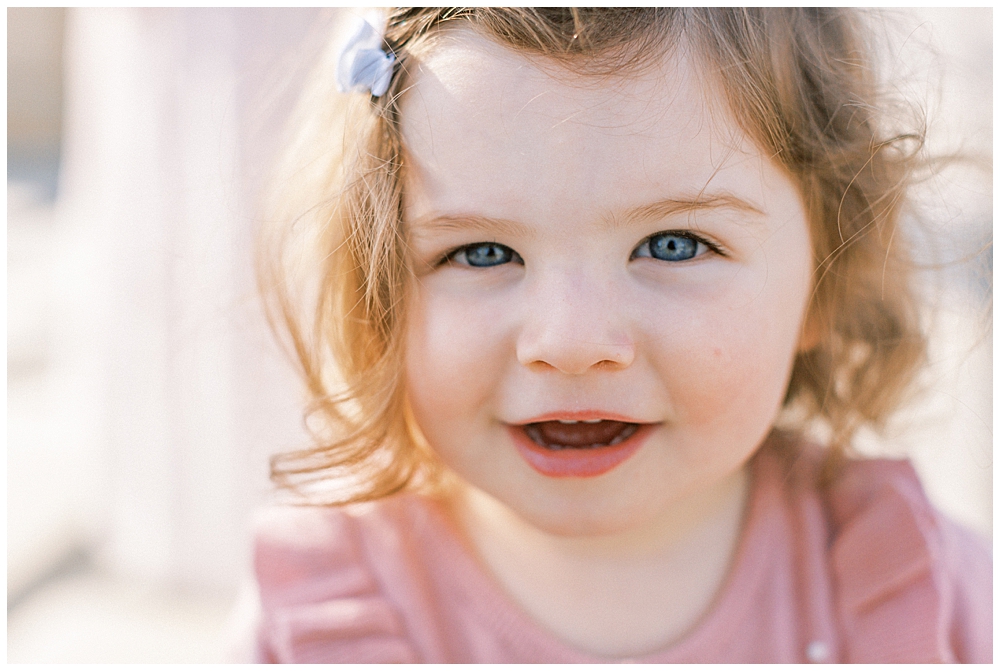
[440,231,723,268]
[442,242,523,268]
[630,230,723,262]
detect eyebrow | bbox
[408,214,534,239]
[408,192,766,238]
[619,193,766,229]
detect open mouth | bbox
[523,420,640,450]
[509,419,651,478]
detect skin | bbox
[400,29,815,657]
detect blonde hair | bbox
[260,8,926,503]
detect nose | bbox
[516,272,635,374]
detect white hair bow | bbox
[336,14,396,98]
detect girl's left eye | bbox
[631,232,708,262]
[448,242,522,267]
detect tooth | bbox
[609,424,638,445]
[583,419,603,424]
[558,420,579,424]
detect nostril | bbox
[516,287,635,373]
[596,355,632,370]
[517,335,635,375]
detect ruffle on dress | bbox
[254,505,419,663]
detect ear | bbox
[797,307,822,353]
[402,395,435,456]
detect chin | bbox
[512,496,647,538]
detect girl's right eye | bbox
[448,243,522,268]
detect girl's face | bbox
[401,30,814,535]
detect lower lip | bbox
[507,424,654,478]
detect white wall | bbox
[45,8,331,591]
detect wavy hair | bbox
[260,8,927,502]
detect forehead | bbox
[399,28,783,223]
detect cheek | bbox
[403,287,508,433]
[646,272,809,428]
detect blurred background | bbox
[6,8,992,662]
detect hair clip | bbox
[336,14,396,98]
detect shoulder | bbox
[937,512,993,662]
[822,454,992,663]
[251,496,428,663]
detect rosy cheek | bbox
[404,289,506,425]
[646,306,788,428]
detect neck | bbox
[449,466,750,657]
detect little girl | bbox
[249,8,990,663]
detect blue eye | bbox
[633,233,703,262]
[452,243,521,267]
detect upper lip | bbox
[510,410,653,425]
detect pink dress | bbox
[249,434,992,663]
